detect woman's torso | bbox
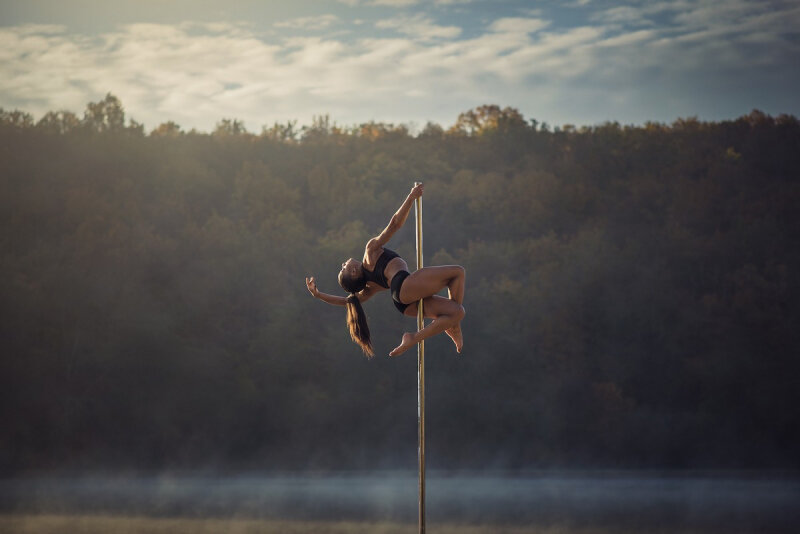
[363,247,408,289]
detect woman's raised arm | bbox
[370,183,423,249]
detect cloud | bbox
[591,6,654,26]
[337,0,473,6]
[375,14,462,40]
[594,0,800,36]
[1,2,798,131]
[488,17,550,34]
[336,0,420,6]
[371,0,420,6]
[595,29,656,48]
[274,15,340,30]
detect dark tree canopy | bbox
[1,96,798,474]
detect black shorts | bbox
[390,270,411,314]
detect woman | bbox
[305,183,465,357]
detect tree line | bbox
[1,95,799,474]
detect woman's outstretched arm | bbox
[306,276,347,306]
[371,183,423,248]
[306,277,376,305]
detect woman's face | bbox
[340,258,361,279]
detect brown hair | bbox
[339,269,373,357]
[344,294,373,357]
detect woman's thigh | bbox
[403,294,461,319]
[399,265,463,304]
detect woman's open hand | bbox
[409,182,424,200]
[306,276,319,298]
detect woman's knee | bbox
[446,265,465,284]
[454,304,465,321]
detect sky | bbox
[1,0,798,132]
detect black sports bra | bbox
[362,248,400,288]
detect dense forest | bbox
[1,95,798,474]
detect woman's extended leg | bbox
[390,295,465,357]
[399,265,465,305]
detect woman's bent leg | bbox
[398,265,466,352]
[400,265,465,304]
[390,296,465,356]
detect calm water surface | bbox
[2,472,798,531]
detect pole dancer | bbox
[305,182,465,357]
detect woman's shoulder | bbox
[364,239,384,265]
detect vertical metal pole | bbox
[414,182,425,534]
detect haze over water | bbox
[3,472,798,531]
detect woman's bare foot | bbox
[445,324,463,353]
[389,332,417,357]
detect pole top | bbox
[414,181,422,186]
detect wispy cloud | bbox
[375,14,461,40]
[488,17,550,34]
[336,0,419,6]
[371,0,420,6]
[591,6,654,26]
[1,0,798,130]
[274,15,340,30]
[337,0,473,6]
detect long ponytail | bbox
[345,293,373,357]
